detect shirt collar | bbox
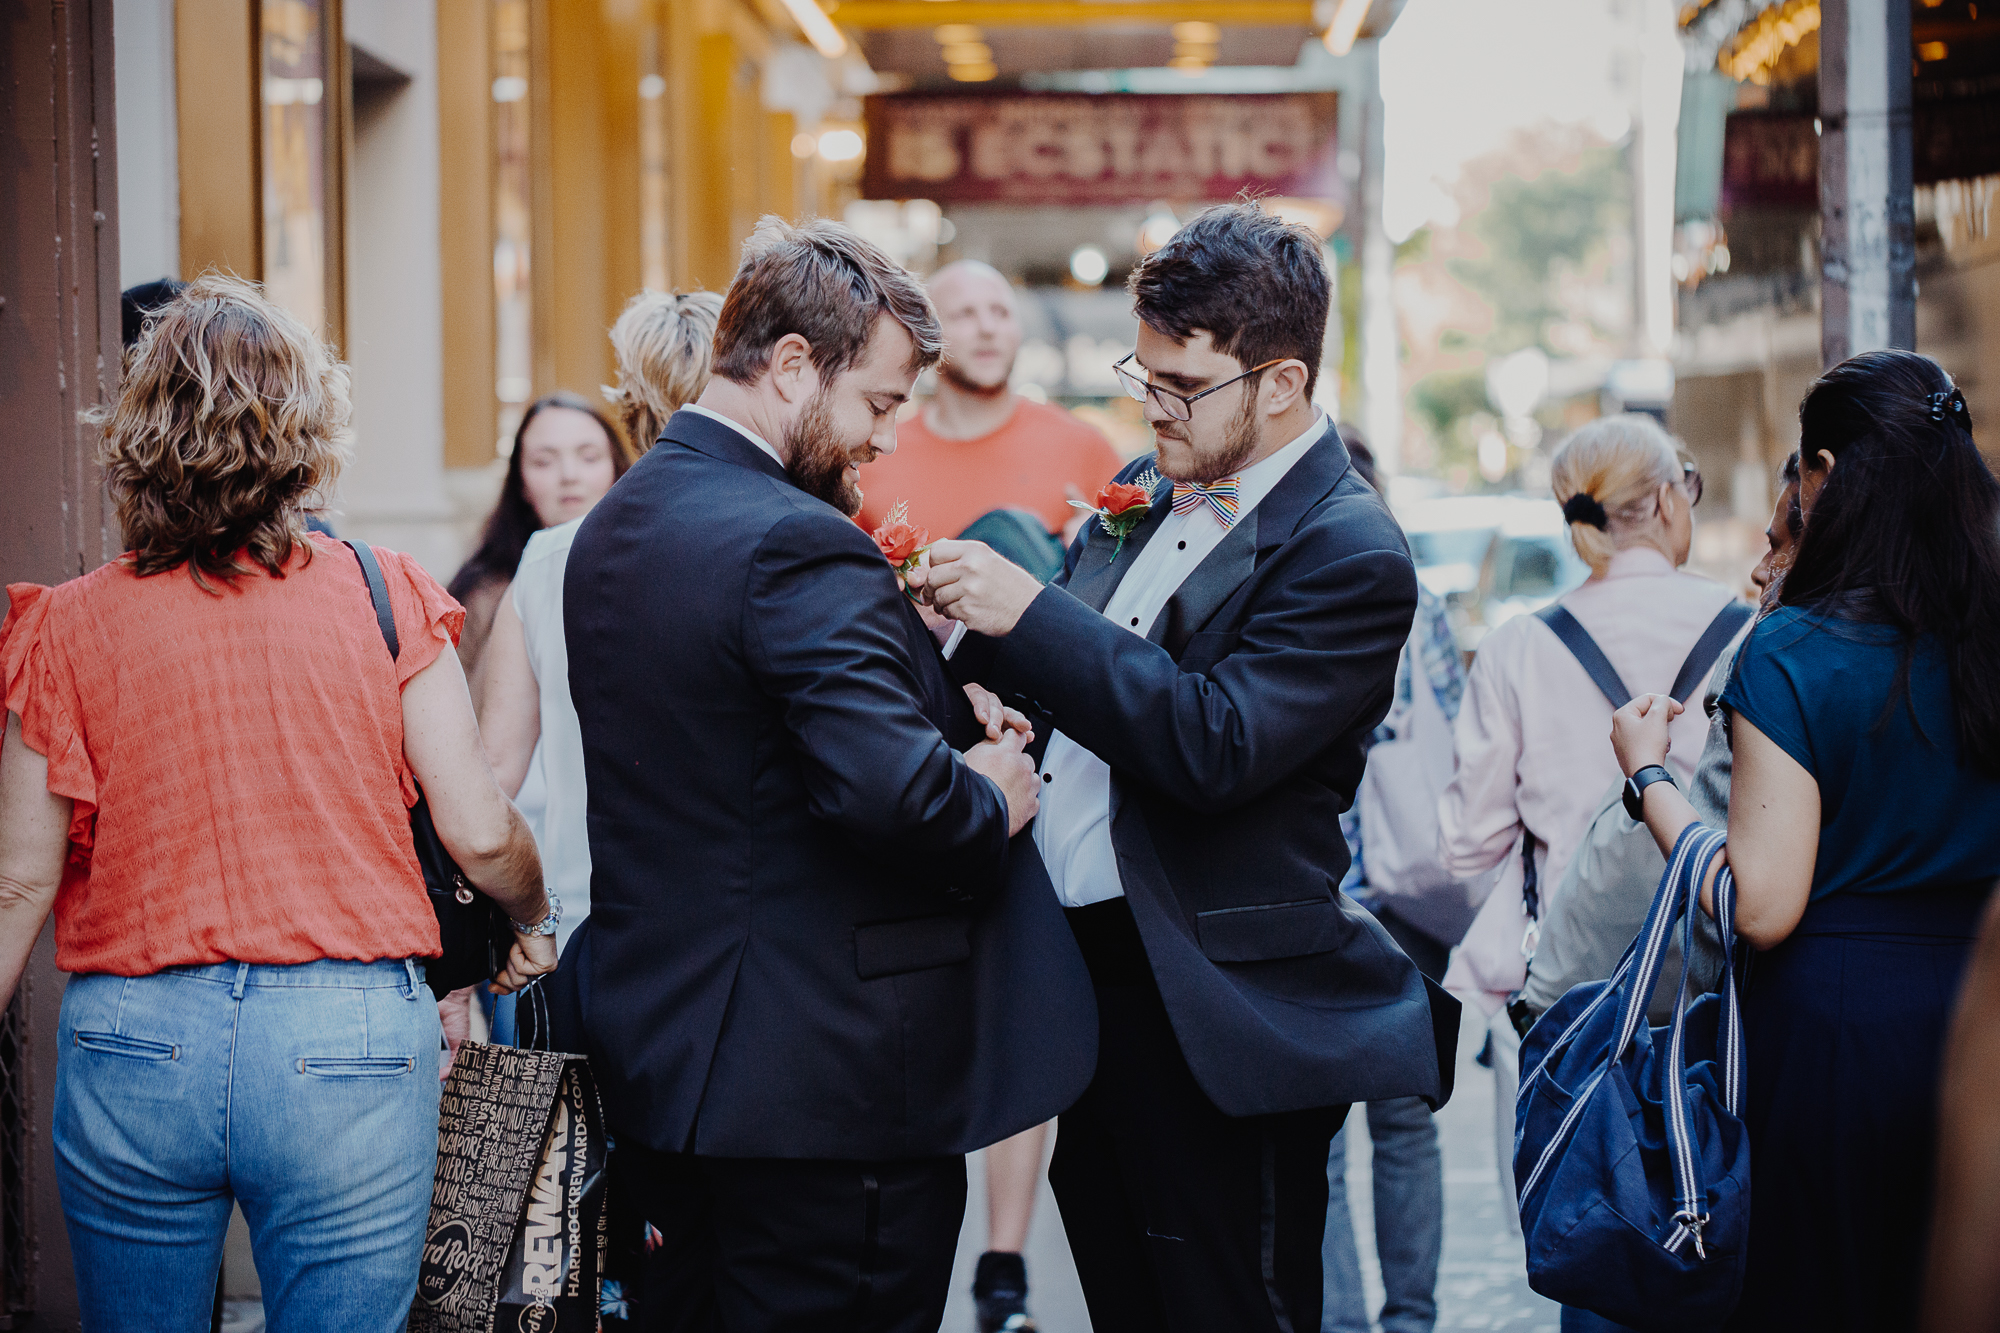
[1219,412,1327,517]
[1602,545,1677,579]
[684,403,785,470]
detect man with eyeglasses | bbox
[909,201,1460,1333]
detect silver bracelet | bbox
[512,894,562,938]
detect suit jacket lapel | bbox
[1062,483,1173,615]
[1146,508,1259,657]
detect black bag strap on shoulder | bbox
[342,539,401,659]
[1667,601,1754,705]
[1533,604,1632,710]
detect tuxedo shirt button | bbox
[1178,541,1186,550]
[1042,773,1052,784]
[1130,617,1139,626]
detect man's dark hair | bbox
[712,216,942,384]
[1127,200,1331,396]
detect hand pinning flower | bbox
[871,500,932,585]
[1068,479,1156,555]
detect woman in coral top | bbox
[0,276,555,1332]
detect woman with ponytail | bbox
[1614,351,2000,1330]
[1440,415,1738,1278]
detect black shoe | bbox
[972,1250,1036,1333]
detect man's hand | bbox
[490,933,559,995]
[963,682,1033,744]
[910,539,1043,637]
[963,727,1040,836]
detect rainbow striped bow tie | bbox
[1171,477,1241,527]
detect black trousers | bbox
[1051,899,1348,1333]
[607,1145,967,1333]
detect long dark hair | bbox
[1779,349,2000,775]
[448,391,629,600]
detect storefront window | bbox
[493,0,535,452]
[260,0,331,335]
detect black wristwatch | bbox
[1622,765,1676,822]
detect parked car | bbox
[1397,494,1590,653]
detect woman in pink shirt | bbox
[1438,415,1736,1249]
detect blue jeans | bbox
[1323,1096,1443,1333]
[55,958,442,1332]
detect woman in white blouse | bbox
[477,290,723,956]
[1438,415,1735,1262]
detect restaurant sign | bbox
[861,92,1339,206]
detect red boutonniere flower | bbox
[1068,479,1156,555]
[871,500,932,586]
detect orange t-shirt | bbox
[858,397,1125,539]
[0,532,460,975]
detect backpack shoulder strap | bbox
[1533,604,1632,710]
[1668,601,1754,704]
[342,539,402,661]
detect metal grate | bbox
[0,988,29,1321]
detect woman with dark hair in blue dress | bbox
[1610,348,2000,1331]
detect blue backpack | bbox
[1513,823,1749,1330]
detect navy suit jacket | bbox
[952,421,1460,1115]
[562,408,1095,1159]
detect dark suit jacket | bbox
[952,421,1460,1116]
[563,408,1095,1160]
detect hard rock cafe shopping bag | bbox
[411,1042,608,1332]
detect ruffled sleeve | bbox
[1,584,97,857]
[373,550,466,688]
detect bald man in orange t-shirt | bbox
[857,262,1123,560]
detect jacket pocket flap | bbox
[1194,897,1345,963]
[855,915,972,980]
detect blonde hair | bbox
[1549,414,1683,576]
[89,272,352,591]
[603,289,723,455]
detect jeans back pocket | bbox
[72,1031,178,1061]
[297,1056,415,1078]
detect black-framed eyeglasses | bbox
[1111,352,1287,423]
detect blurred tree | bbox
[1449,146,1628,354]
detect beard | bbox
[1156,386,1261,485]
[784,388,868,516]
[937,350,1013,396]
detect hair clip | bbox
[1562,492,1609,529]
[1929,388,1971,427]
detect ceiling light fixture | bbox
[1322,0,1370,55]
[778,0,847,59]
[1069,245,1110,286]
[818,128,865,162]
[936,22,998,81]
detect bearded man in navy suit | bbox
[912,201,1460,1333]
[564,217,1094,1332]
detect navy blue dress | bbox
[1718,608,2000,1330]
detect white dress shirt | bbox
[1035,414,1329,908]
[509,519,591,949]
[684,403,785,470]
